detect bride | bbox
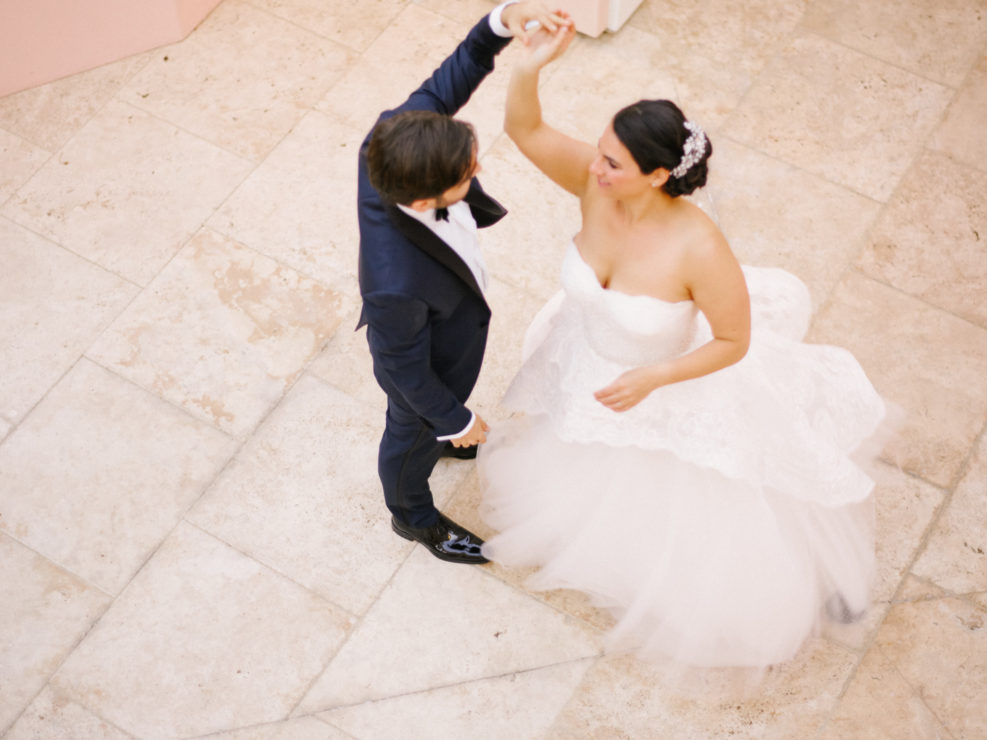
[478,17,888,668]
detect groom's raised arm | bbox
[388,4,515,120]
[386,2,567,120]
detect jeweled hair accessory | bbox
[670,121,707,179]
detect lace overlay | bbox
[502,243,885,507]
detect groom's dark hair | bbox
[367,110,476,205]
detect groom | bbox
[357,2,568,564]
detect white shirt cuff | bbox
[489,1,520,38]
[437,411,475,441]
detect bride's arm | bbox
[594,233,751,412]
[505,20,594,197]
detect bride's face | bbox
[589,124,650,197]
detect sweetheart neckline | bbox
[568,242,694,308]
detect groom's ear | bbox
[408,197,438,212]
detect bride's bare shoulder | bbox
[676,200,729,256]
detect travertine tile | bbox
[52,522,353,739]
[250,0,409,53]
[469,277,547,418]
[818,646,951,740]
[0,219,138,422]
[0,0,981,733]
[307,311,384,409]
[476,137,580,301]
[315,5,470,135]
[87,229,349,437]
[727,35,952,202]
[809,273,987,488]
[414,0,498,27]
[456,36,546,156]
[824,462,945,650]
[0,359,235,594]
[912,432,987,593]
[189,374,474,615]
[547,640,859,739]
[203,716,350,739]
[0,130,49,206]
[895,575,948,603]
[857,151,987,328]
[932,55,987,171]
[294,548,600,712]
[207,111,364,288]
[0,535,110,732]
[538,25,750,142]
[5,685,130,740]
[628,0,807,80]
[315,4,536,155]
[1,100,253,286]
[708,138,881,309]
[124,0,355,161]
[319,659,593,740]
[870,465,947,603]
[0,52,153,152]
[874,598,987,738]
[801,0,987,86]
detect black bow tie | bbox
[434,207,449,222]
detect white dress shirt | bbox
[396,200,489,295]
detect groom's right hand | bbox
[453,413,490,447]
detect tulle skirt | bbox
[478,413,875,669]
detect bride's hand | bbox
[502,2,573,45]
[594,367,665,413]
[518,18,576,70]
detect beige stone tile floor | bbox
[1,0,985,736]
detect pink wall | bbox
[558,0,644,37]
[558,0,609,37]
[0,0,223,98]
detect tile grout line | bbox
[799,28,970,92]
[180,518,361,622]
[819,417,987,735]
[878,642,960,740]
[291,653,599,716]
[238,0,404,56]
[282,528,422,720]
[0,567,132,738]
[0,46,156,153]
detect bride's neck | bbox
[616,188,676,224]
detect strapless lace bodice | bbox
[502,241,886,508]
[560,244,701,366]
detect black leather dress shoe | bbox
[439,442,477,460]
[391,513,489,564]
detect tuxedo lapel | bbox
[385,202,486,300]
[464,180,507,228]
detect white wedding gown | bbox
[478,241,887,668]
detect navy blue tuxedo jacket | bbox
[357,14,512,437]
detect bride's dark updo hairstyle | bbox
[612,100,712,198]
